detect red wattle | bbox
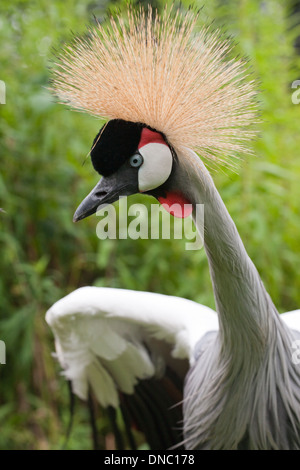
[158,192,193,218]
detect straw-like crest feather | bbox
[51,5,258,168]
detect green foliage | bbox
[0,0,299,449]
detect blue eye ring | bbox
[129,153,144,168]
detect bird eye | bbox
[129,153,144,168]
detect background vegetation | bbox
[0,0,299,449]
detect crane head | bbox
[73,119,192,222]
[51,7,258,208]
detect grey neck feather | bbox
[174,150,300,449]
[175,150,276,357]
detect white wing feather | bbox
[281,310,300,333]
[46,286,218,408]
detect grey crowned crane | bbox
[47,6,300,449]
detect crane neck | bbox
[177,150,280,362]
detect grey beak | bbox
[73,167,139,222]
[73,178,112,222]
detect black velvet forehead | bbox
[90,119,143,176]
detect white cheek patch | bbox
[138,143,173,192]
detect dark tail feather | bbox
[121,367,185,449]
[123,388,164,449]
[120,403,137,450]
[88,388,101,450]
[107,406,124,450]
[61,380,76,450]
[82,365,186,450]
